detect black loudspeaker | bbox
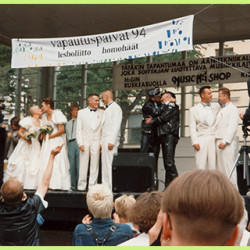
[112,152,155,193]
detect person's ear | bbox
[225,226,239,246]
[22,192,27,201]
[162,213,172,246]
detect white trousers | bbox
[216,139,237,187]
[194,135,216,170]
[101,137,119,190]
[78,140,100,190]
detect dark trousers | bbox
[153,134,178,187]
[141,131,160,179]
[140,132,152,153]
[68,140,80,190]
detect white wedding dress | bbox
[3,116,41,189]
[39,109,70,190]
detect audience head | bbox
[41,97,54,112]
[1,177,24,205]
[218,87,231,105]
[87,94,100,109]
[10,116,20,130]
[199,86,212,103]
[161,169,244,246]
[114,194,136,223]
[86,184,113,219]
[101,90,114,105]
[128,191,163,233]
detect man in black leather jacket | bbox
[146,91,179,187]
[140,88,162,153]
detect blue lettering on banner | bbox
[157,18,191,53]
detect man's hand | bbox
[218,142,226,149]
[79,145,85,152]
[193,144,200,151]
[51,144,64,157]
[148,209,163,245]
[7,132,13,138]
[170,97,176,103]
[145,117,152,124]
[240,112,245,120]
[108,143,114,150]
[82,214,92,224]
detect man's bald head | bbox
[102,89,114,105]
[1,177,24,204]
[103,89,114,98]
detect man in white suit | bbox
[189,86,220,170]
[76,94,104,191]
[101,89,122,190]
[215,87,239,186]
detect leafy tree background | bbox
[0,43,202,145]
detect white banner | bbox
[112,54,250,90]
[11,15,194,69]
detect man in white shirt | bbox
[76,94,103,191]
[189,86,220,170]
[101,90,122,190]
[215,87,239,186]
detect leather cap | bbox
[147,88,161,97]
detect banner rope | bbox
[194,4,214,16]
[0,34,11,41]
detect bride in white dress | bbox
[3,105,42,189]
[39,97,70,190]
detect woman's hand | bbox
[26,140,32,145]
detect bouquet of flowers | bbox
[40,125,53,135]
[23,131,37,141]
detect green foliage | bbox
[1,44,203,143]
[0,44,16,114]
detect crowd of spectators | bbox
[1,147,249,246]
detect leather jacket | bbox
[141,100,161,133]
[150,102,179,138]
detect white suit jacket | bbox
[76,108,104,146]
[189,102,220,145]
[215,102,239,144]
[101,102,122,145]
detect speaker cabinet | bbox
[112,152,155,192]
